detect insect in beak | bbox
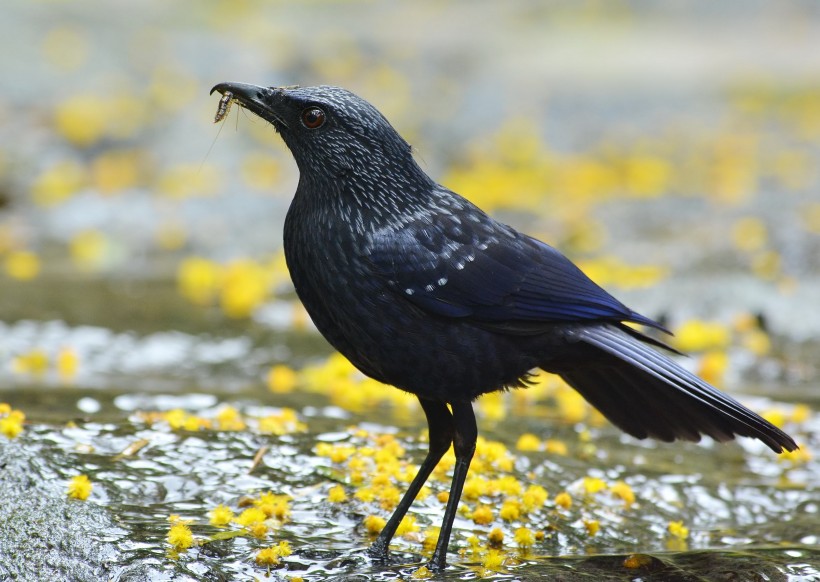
[214,91,234,123]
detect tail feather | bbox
[556,325,797,453]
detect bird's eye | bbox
[301,107,326,129]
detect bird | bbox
[210,82,798,570]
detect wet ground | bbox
[1,1,820,581]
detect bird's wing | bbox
[364,207,665,334]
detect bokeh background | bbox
[0,1,818,581]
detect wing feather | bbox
[364,195,665,333]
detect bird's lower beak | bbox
[210,82,287,127]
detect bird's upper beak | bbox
[210,82,288,127]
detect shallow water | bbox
[1,274,817,581]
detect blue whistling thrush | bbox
[210,82,798,571]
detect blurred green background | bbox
[0,1,818,581]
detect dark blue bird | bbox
[210,82,797,570]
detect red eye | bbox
[301,107,326,129]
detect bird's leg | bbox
[428,400,477,571]
[369,398,454,560]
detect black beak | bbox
[210,82,288,128]
[210,81,266,99]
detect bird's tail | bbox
[554,325,797,453]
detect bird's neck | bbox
[291,160,437,233]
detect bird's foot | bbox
[366,540,390,561]
[426,553,447,572]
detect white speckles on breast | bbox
[405,288,414,295]
[425,284,435,292]
[437,277,448,286]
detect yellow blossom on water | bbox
[90,149,142,194]
[583,519,600,536]
[177,257,221,306]
[698,350,729,386]
[249,522,268,538]
[267,364,298,393]
[545,439,568,455]
[255,546,281,567]
[411,565,432,579]
[554,491,572,509]
[422,527,440,551]
[472,505,494,525]
[396,515,419,537]
[70,230,108,271]
[377,484,403,510]
[462,476,488,500]
[355,486,377,503]
[499,499,521,522]
[220,259,270,318]
[674,320,731,352]
[466,534,482,552]
[778,446,811,465]
[371,471,393,489]
[763,409,786,428]
[164,409,187,430]
[57,348,79,380]
[488,527,504,547]
[742,329,771,356]
[363,514,386,535]
[167,523,194,551]
[258,408,306,435]
[5,251,41,281]
[255,492,291,521]
[482,549,505,571]
[791,404,811,424]
[330,444,357,463]
[667,520,689,539]
[514,527,535,548]
[522,484,548,513]
[436,491,449,504]
[515,433,541,451]
[624,154,671,198]
[0,414,24,439]
[477,391,507,421]
[236,507,267,527]
[495,475,523,496]
[610,481,635,506]
[583,476,607,495]
[215,406,246,431]
[54,94,111,147]
[209,504,234,527]
[67,475,93,500]
[12,349,49,376]
[328,484,347,503]
[276,540,292,557]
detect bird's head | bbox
[211,82,422,184]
